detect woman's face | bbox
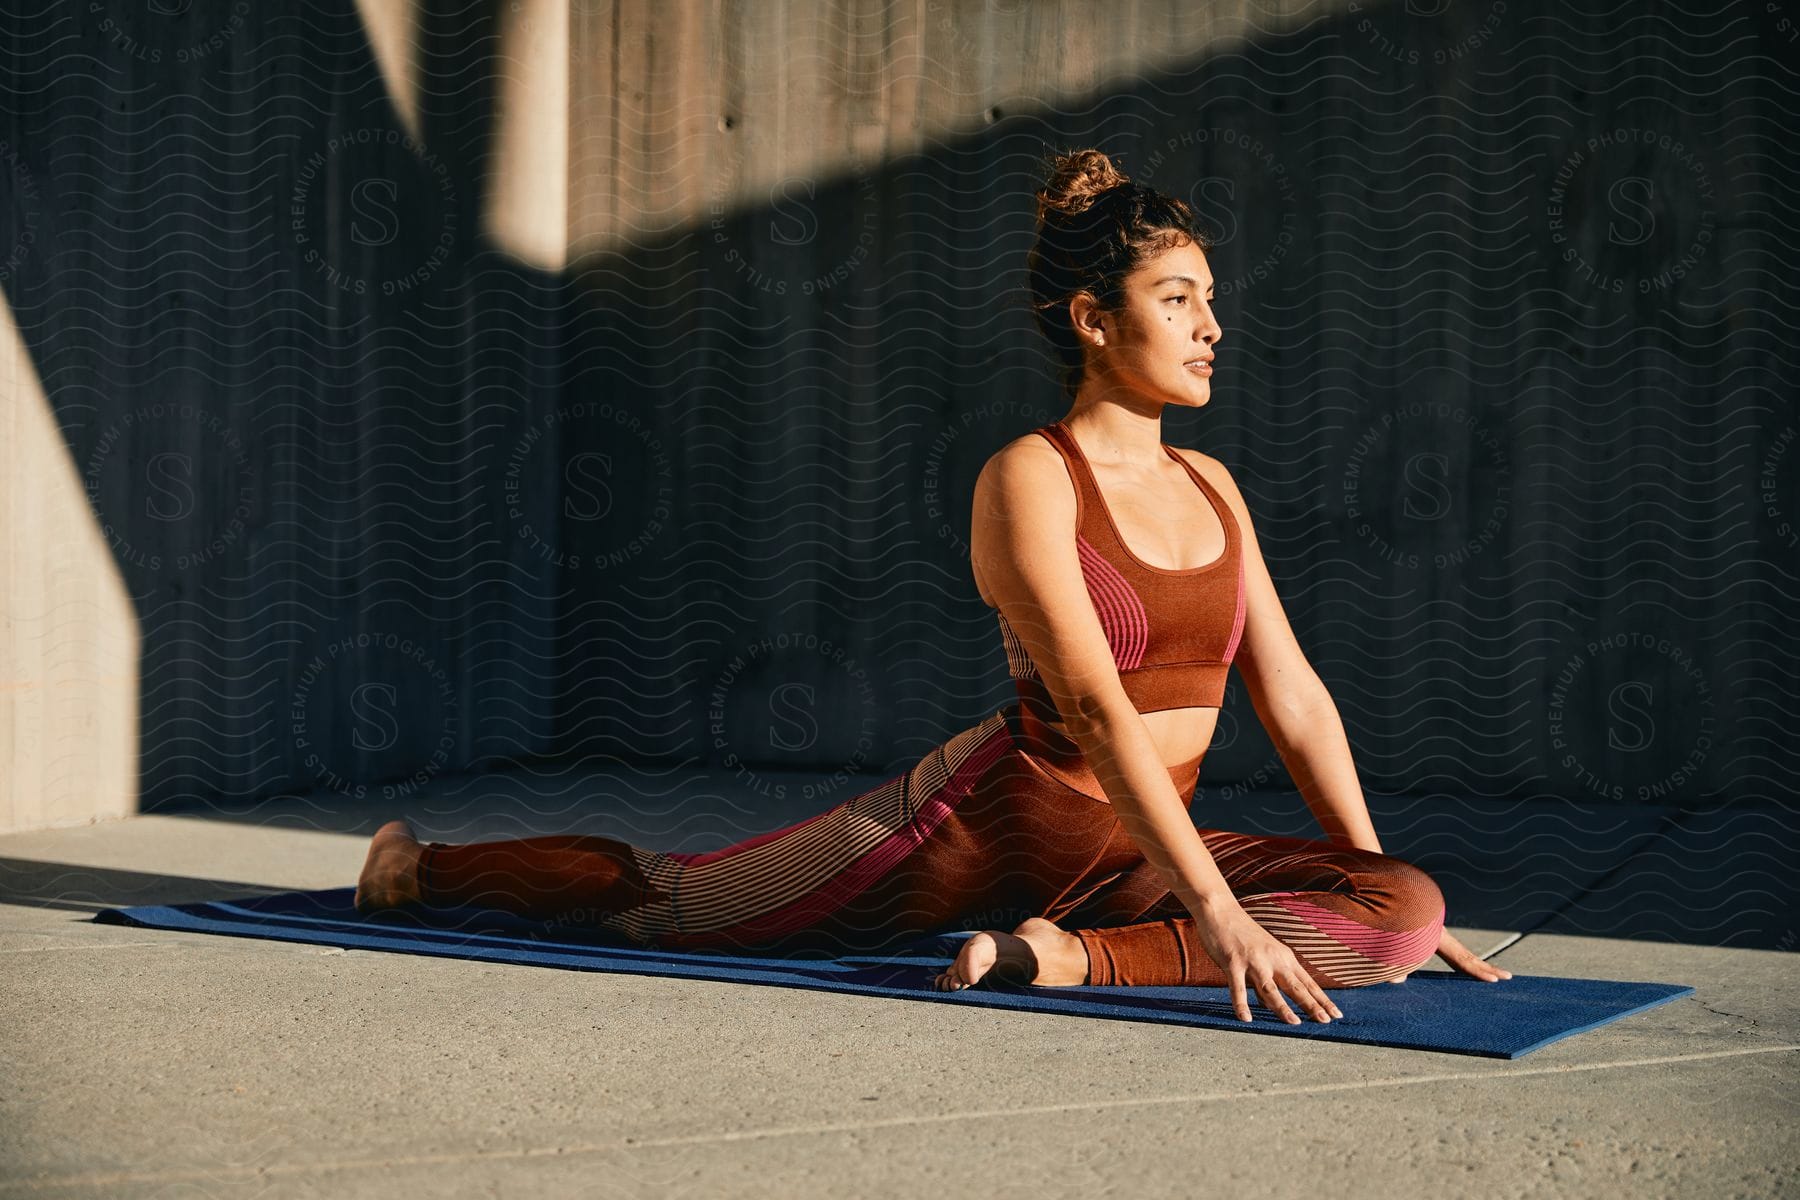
[1077,238,1223,408]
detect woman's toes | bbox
[935,964,972,992]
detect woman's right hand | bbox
[1191,900,1342,1025]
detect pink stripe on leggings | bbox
[667,777,905,869]
[701,730,1014,943]
[1267,894,1447,968]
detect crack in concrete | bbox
[1694,998,1761,1028]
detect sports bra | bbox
[993,420,1246,724]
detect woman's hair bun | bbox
[1035,148,1132,223]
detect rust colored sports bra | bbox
[994,421,1247,723]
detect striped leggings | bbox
[411,707,1446,988]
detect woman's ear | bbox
[1068,292,1104,347]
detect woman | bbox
[355,148,1510,1025]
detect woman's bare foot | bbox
[933,917,1089,991]
[354,819,426,914]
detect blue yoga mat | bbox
[92,888,1692,1059]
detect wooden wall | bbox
[567,0,1294,262]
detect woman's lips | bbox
[1185,361,1213,377]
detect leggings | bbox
[411,706,1446,987]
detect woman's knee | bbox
[1375,857,1445,974]
[1316,854,1445,987]
[1379,857,1444,924]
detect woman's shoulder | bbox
[969,429,1080,607]
[989,424,1059,459]
[1166,443,1242,497]
[1165,442,1228,477]
[977,427,1073,493]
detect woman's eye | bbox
[1168,296,1187,304]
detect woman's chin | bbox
[1174,375,1212,404]
[1148,376,1210,407]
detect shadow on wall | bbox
[1,0,1795,949]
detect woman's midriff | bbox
[1036,708,1219,771]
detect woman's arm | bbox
[970,439,1242,916]
[1177,449,1383,854]
[1266,694,1382,853]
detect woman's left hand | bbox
[1388,928,1514,984]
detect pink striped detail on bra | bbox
[1075,534,1148,670]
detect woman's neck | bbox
[1059,401,1166,465]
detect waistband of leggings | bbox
[998,700,1203,800]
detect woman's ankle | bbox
[406,840,434,904]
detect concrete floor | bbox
[2,773,1796,1199]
